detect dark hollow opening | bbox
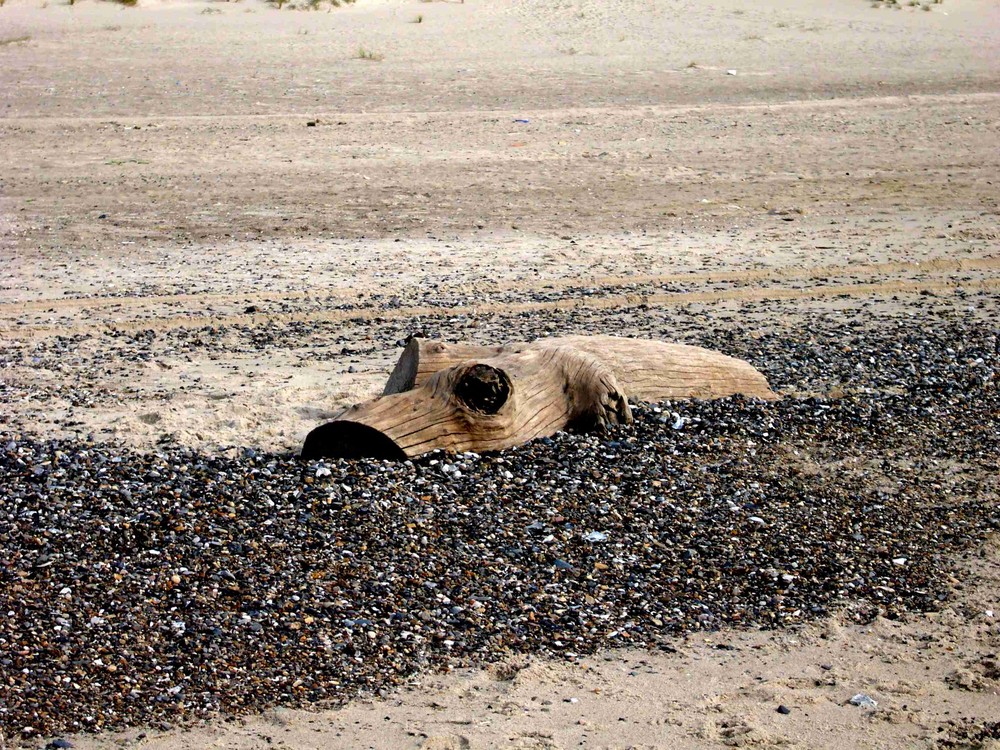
[301,421,407,461]
[454,364,511,414]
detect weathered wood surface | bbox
[303,336,776,460]
[383,335,777,402]
[305,344,632,460]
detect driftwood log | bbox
[383,336,775,402]
[302,336,776,460]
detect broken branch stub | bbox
[302,336,776,460]
[382,340,506,396]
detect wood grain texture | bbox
[311,344,631,459]
[303,336,776,460]
[384,335,777,402]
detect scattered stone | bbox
[0,295,997,737]
[849,693,878,709]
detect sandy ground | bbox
[1,0,999,747]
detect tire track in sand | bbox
[3,272,998,339]
[2,256,998,317]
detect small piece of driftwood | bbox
[302,336,776,460]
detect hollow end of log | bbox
[301,420,407,461]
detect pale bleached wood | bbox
[382,339,505,395]
[305,344,631,459]
[384,335,777,402]
[303,335,777,460]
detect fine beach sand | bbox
[1,0,999,747]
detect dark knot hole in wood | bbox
[454,364,511,415]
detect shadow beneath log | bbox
[301,421,407,461]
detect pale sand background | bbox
[1,0,999,747]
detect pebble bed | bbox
[1,307,998,740]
